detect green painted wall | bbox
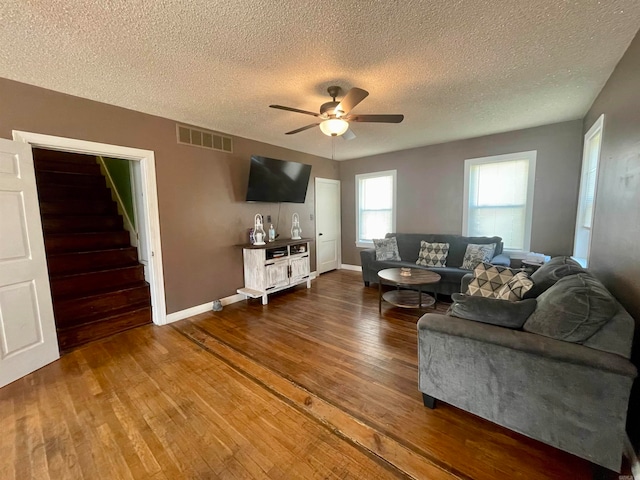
[103,157,135,228]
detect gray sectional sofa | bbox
[360,233,510,296]
[417,257,637,472]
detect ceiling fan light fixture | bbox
[319,118,349,137]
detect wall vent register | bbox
[176,124,233,153]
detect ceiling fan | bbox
[269,86,404,139]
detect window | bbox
[573,115,604,267]
[463,151,536,253]
[356,170,397,247]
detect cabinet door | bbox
[290,255,310,282]
[265,260,289,289]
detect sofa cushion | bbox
[416,241,449,267]
[461,243,496,270]
[523,273,617,343]
[525,256,585,298]
[373,237,400,261]
[449,293,537,328]
[497,271,534,301]
[466,262,515,298]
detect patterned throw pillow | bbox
[373,237,401,261]
[461,243,496,270]
[466,262,516,298]
[416,241,449,267]
[497,272,534,301]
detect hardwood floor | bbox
[0,270,613,478]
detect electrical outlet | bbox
[267,214,272,223]
[310,213,314,220]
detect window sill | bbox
[356,241,373,249]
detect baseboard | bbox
[624,434,640,479]
[165,276,317,324]
[341,264,362,272]
[165,292,245,324]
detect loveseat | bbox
[360,233,510,296]
[417,257,637,472]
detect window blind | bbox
[468,159,530,250]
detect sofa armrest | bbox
[460,273,474,293]
[491,253,511,267]
[417,313,637,377]
[360,248,376,265]
[359,248,378,285]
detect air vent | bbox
[176,124,233,153]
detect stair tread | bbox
[47,246,137,259]
[50,264,143,280]
[56,305,152,333]
[53,281,149,303]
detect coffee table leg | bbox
[379,281,382,313]
[419,286,422,310]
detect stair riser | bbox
[56,307,152,351]
[37,185,113,202]
[51,266,145,298]
[47,248,139,275]
[36,170,106,188]
[53,285,151,328]
[39,200,117,216]
[42,215,123,233]
[34,158,101,175]
[45,232,131,254]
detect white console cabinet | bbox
[237,239,311,305]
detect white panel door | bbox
[0,139,59,388]
[315,178,341,274]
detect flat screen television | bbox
[245,155,312,203]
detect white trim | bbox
[355,170,397,246]
[573,114,604,267]
[356,240,373,248]
[463,151,536,252]
[166,273,318,323]
[340,264,362,272]
[11,131,167,326]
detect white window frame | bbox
[573,114,604,268]
[463,150,537,256]
[355,170,397,248]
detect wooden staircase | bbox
[33,148,152,351]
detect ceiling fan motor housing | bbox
[320,101,341,118]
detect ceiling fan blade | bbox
[285,123,319,135]
[336,87,369,115]
[270,105,320,117]
[349,114,404,123]
[342,128,356,141]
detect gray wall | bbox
[583,29,640,442]
[339,121,584,265]
[0,77,339,314]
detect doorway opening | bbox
[12,131,167,326]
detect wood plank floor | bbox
[0,270,617,479]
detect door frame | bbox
[12,131,167,325]
[314,177,341,274]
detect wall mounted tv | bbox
[245,155,312,203]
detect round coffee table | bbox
[377,268,441,312]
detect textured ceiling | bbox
[1,1,639,161]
